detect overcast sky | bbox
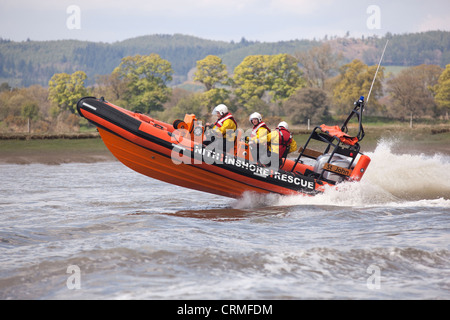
[1,0,449,43]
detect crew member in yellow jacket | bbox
[205,104,237,153]
[248,112,271,164]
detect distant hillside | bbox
[0,31,449,87]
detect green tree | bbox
[200,88,231,111]
[174,93,205,119]
[332,59,384,116]
[433,64,450,118]
[233,54,305,110]
[265,54,306,103]
[113,54,173,113]
[21,101,39,133]
[0,82,11,93]
[194,55,229,91]
[48,71,88,114]
[233,55,268,109]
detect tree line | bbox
[1,43,449,134]
[1,31,449,88]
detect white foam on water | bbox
[362,138,450,201]
[234,139,450,209]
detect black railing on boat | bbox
[291,96,366,182]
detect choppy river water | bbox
[1,140,449,299]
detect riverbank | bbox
[1,124,449,165]
[351,124,450,155]
[0,137,115,165]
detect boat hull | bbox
[77,97,363,199]
[98,128,280,198]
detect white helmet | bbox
[249,112,262,124]
[278,121,289,130]
[212,104,228,116]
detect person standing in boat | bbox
[248,112,271,165]
[268,121,298,167]
[205,104,237,153]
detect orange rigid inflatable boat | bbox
[76,96,371,199]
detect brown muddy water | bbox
[0,140,449,299]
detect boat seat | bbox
[319,125,359,146]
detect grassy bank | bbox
[293,123,450,155]
[0,137,114,164]
[1,123,449,165]
[0,132,100,140]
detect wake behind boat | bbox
[76,96,371,198]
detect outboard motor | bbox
[313,154,355,183]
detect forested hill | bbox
[0,31,449,87]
